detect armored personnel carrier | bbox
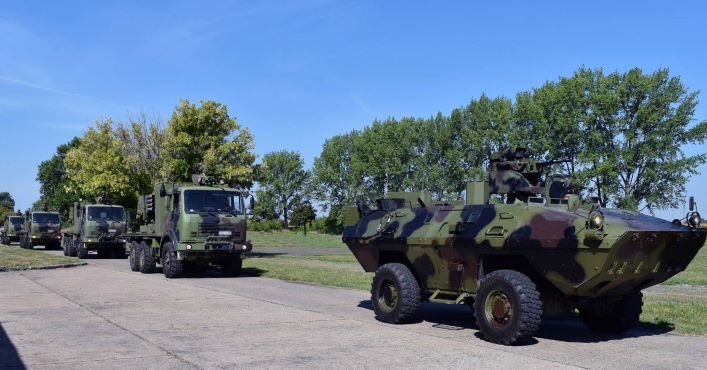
[61,202,127,259]
[1,213,25,245]
[19,209,62,249]
[343,147,705,344]
[126,176,253,278]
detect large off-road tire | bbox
[474,269,542,345]
[68,238,78,257]
[128,241,141,272]
[220,258,242,277]
[138,242,155,273]
[77,241,88,259]
[579,292,643,334]
[371,263,421,324]
[161,243,183,279]
[21,235,33,249]
[62,238,70,256]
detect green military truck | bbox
[61,202,127,259]
[127,177,253,278]
[19,210,62,249]
[1,213,25,245]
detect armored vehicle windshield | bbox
[87,206,125,221]
[32,213,60,224]
[184,190,244,214]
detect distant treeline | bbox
[30,67,707,233]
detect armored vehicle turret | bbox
[126,176,253,278]
[61,202,127,259]
[343,147,705,344]
[1,213,25,245]
[19,209,62,250]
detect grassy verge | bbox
[641,289,707,335]
[0,245,81,271]
[663,247,707,285]
[249,230,344,249]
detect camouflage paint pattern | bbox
[22,211,62,247]
[62,203,127,250]
[1,216,25,243]
[343,147,706,308]
[126,182,252,264]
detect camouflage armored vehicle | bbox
[1,213,25,245]
[343,147,706,345]
[19,209,62,249]
[126,176,253,279]
[61,202,127,259]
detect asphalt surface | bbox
[1,248,706,369]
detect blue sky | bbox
[1,0,706,220]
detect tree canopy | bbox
[257,150,309,227]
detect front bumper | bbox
[176,240,252,260]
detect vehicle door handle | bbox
[485,226,506,237]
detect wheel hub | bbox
[485,290,512,326]
[378,280,398,312]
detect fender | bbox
[160,230,179,253]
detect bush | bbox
[249,219,283,232]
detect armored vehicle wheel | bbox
[220,258,242,277]
[474,269,542,345]
[371,263,421,324]
[138,242,155,273]
[77,242,88,259]
[128,242,141,272]
[161,243,183,279]
[579,292,643,334]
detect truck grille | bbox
[198,223,239,237]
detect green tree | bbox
[114,114,166,195]
[258,150,309,228]
[290,201,316,235]
[163,99,256,188]
[35,137,82,220]
[64,119,135,206]
[253,188,279,221]
[0,192,15,210]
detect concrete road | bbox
[1,253,706,369]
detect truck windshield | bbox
[9,217,23,226]
[32,213,60,224]
[87,207,125,221]
[184,190,243,215]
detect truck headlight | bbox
[588,211,604,229]
[688,212,701,228]
[186,244,192,250]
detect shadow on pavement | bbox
[0,323,26,370]
[357,299,674,345]
[247,252,287,258]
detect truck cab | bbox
[20,211,62,250]
[62,202,127,258]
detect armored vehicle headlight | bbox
[588,211,604,228]
[688,212,701,228]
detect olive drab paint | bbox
[61,202,127,258]
[343,147,706,342]
[125,179,253,278]
[17,210,62,249]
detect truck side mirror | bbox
[249,197,255,210]
[159,184,167,197]
[689,196,695,212]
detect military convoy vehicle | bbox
[19,209,62,249]
[126,176,253,279]
[1,213,25,245]
[343,147,706,345]
[61,202,127,259]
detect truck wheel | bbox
[77,242,88,259]
[68,238,78,257]
[474,269,542,345]
[62,238,69,256]
[579,292,643,334]
[162,243,183,279]
[371,263,421,324]
[129,242,141,272]
[138,242,155,273]
[220,258,242,277]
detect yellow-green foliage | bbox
[64,119,135,204]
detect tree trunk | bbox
[283,207,289,229]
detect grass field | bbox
[0,245,81,271]
[249,231,345,249]
[642,289,707,335]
